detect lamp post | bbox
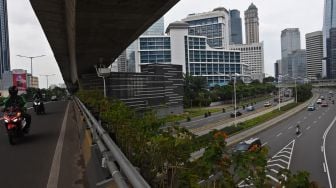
[40,74,55,89]
[17,55,45,76]
[94,65,111,98]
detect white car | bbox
[316,99,322,104]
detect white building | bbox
[137,21,249,86]
[182,7,230,49]
[229,42,264,81]
[305,31,323,80]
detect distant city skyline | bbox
[164,0,323,76]
[0,0,10,78]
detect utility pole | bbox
[17,55,45,76]
[40,74,55,89]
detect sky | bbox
[6,0,324,88]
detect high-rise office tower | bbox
[274,59,281,79]
[0,0,10,77]
[305,31,323,80]
[114,17,165,73]
[281,28,301,76]
[323,0,336,78]
[230,9,243,44]
[287,50,306,78]
[182,7,230,48]
[244,3,259,44]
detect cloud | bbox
[7,0,64,88]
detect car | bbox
[321,102,328,107]
[274,97,283,102]
[321,96,325,100]
[51,95,58,101]
[233,138,262,153]
[246,105,255,111]
[264,101,272,107]
[307,104,315,111]
[230,111,242,118]
[316,99,322,104]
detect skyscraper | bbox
[230,9,243,44]
[274,60,281,80]
[114,17,165,73]
[287,50,306,79]
[0,0,10,77]
[281,28,301,76]
[305,31,323,80]
[182,7,230,48]
[323,0,336,78]
[244,3,259,44]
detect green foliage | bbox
[77,90,315,187]
[295,84,313,102]
[277,169,319,188]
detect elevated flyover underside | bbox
[29,0,179,90]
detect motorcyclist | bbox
[3,86,31,133]
[32,88,45,112]
[296,124,301,135]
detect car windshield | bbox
[235,143,249,151]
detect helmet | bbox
[8,86,18,96]
[37,88,41,94]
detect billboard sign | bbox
[12,69,27,91]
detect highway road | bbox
[0,101,80,188]
[181,96,292,130]
[239,89,336,187]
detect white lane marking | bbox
[323,162,327,173]
[321,146,324,153]
[319,116,322,119]
[288,126,293,130]
[47,102,70,188]
[322,112,325,116]
[276,132,282,137]
[266,175,280,183]
[262,142,268,147]
[297,133,302,138]
[314,121,317,124]
[268,158,289,165]
[304,116,307,120]
[267,163,286,169]
[306,126,311,130]
[297,121,301,124]
[322,116,336,188]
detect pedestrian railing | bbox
[74,97,150,188]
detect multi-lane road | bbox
[243,89,336,187]
[0,101,82,188]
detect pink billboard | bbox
[12,69,27,91]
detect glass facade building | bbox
[139,37,171,64]
[323,0,336,78]
[139,25,245,87]
[230,10,243,44]
[0,0,10,77]
[182,7,230,49]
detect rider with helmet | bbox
[4,86,31,132]
[33,88,45,112]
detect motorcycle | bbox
[296,126,301,135]
[3,107,28,145]
[33,99,45,114]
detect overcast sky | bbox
[7,0,324,87]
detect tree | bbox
[263,76,275,83]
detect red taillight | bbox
[7,124,16,130]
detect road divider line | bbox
[323,162,326,173]
[288,126,293,130]
[276,132,282,137]
[262,142,268,147]
[322,115,336,188]
[306,126,311,130]
[47,102,70,188]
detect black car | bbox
[230,111,242,118]
[234,138,262,153]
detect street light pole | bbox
[234,76,237,122]
[40,74,55,89]
[17,55,45,76]
[295,79,297,103]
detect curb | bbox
[226,93,319,146]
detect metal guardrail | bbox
[74,97,150,188]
